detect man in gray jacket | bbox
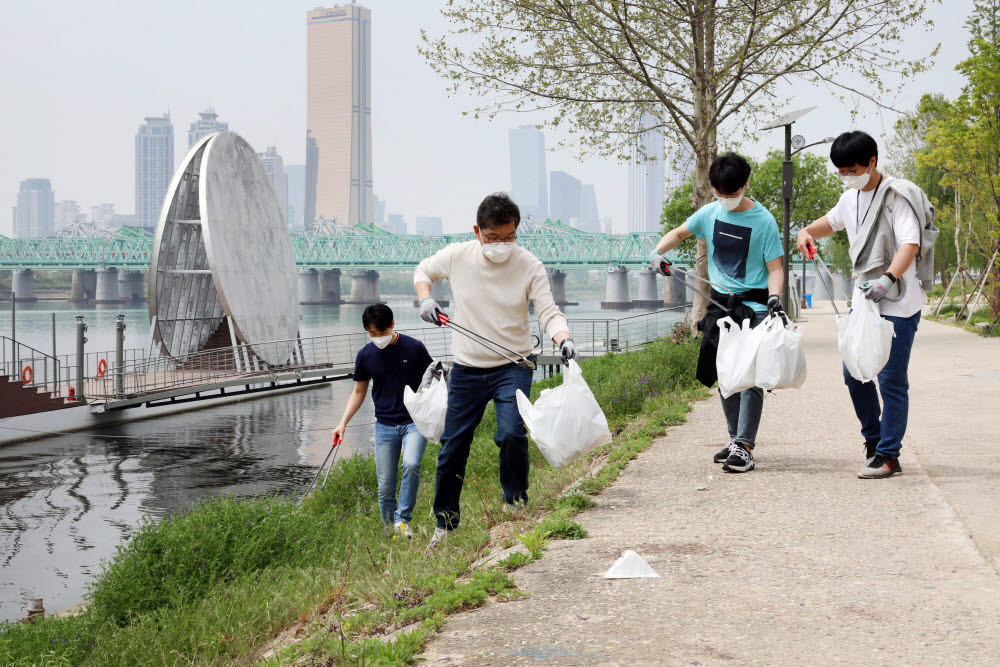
[797,130,935,479]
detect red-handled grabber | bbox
[438,313,536,370]
[321,435,342,490]
[660,261,733,313]
[805,246,841,316]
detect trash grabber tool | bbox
[321,435,342,490]
[438,314,536,370]
[806,247,841,316]
[660,262,732,313]
[300,445,335,505]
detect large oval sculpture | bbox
[149,131,299,366]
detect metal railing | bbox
[1,335,71,398]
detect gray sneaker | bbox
[426,526,449,551]
[858,455,901,479]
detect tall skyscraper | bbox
[135,113,174,228]
[188,107,228,147]
[666,141,696,192]
[13,178,55,237]
[258,146,288,224]
[627,111,666,233]
[54,200,81,230]
[549,170,582,226]
[372,194,386,225]
[306,4,373,225]
[91,203,116,228]
[385,213,406,235]
[285,164,306,228]
[580,184,601,233]
[415,216,443,237]
[508,125,548,220]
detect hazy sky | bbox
[0,0,974,237]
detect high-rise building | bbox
[91,203,116,228]
[666,141,696,192]
[385,213,406,235]
[306,4,373,225]
[54,200,81,230]
[188,107,228,147]
[627,111,666,233]
[579,184,601,233]
[549,170,581,226]
[13,178,55,237]
[508,125,548,220]
[258,146,288,224]
[112,213,137,229]
[285,164,306,228]
[415,216,443,237]
[372,194,386,225]
[135,113,174,228]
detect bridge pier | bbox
[600,266,632,311]
[69,269,97,303]
[633,268,661,308]
[664,273,690,308]
[298,269,323,305]
[546,269,577,307]
[12,269,37,302]
[319,269,343,305]
[118,271,145,302]
[95,268,123,304]
[349,270,381,305]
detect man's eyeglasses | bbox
[481,233,517,244]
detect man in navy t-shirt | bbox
[332,304,435,538]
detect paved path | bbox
[420,304,1000,665]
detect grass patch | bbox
[1,336,702,666]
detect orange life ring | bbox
[21,366,32,384]
[97,358,108,378]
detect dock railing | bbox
[0,335,71,398]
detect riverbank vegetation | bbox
[0,333,704,666]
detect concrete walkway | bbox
[420,304,1000,665]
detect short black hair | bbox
[830,131,878,169]
[709,152,752,195]
[476,192,521,230]
[362,304,393,331]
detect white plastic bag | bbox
[515,359,612,468]
[716,316,763,398]
[837,298,895,383]
[403,376,448,442]
[754,315,807,390]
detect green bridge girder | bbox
[0,230,680,272]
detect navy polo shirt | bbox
[353,333,433,425]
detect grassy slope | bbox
[0,336,704,666]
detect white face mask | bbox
[840,164,873,190]
[371,332,393,349]
[479,236,515,263]
[715,193,743,212]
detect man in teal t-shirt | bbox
[649,152,785,474]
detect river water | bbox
[0,294,667,622]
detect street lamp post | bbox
[760,106,833,312]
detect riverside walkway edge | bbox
[419,303,1000,665]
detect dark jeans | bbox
[843,311,921,458]
[719,309,765,447]
[433,359,534,530]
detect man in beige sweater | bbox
[415,192,577,548]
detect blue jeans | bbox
[842,311,920,458]
[374,421,428,525]
[433,360,534,530]
[719,309,765,447]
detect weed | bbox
[555,492,596,515]
[539,516,588,540]
[497,551,534,569]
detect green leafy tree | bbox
[421,0,939,329]
[920,0,1000,315]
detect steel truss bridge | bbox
[0,218,678,272]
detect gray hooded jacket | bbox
[849,178,939,301]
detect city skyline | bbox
[134,113,173,229]
[627,111,666,234]
[0,1,974,237]
[13,178,55,238]
[509,125,549,221]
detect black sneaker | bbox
[858,455,902,479]
[713,441,736,464]
[722,443,754,473]
[864,438,879,462]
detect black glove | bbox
[767,294,788,325]
[560,338,579,366]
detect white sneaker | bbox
[502,499,527,515]
[393,521,413,539]
[426,526,448,550]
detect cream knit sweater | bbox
[414,240,569,368]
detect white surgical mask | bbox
[480,240,514,263]
[715,193,743,212]
[840,165,872,190]
[371,332,393,349]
